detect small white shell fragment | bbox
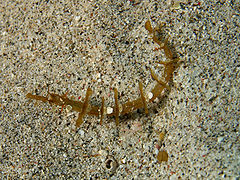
[74,16,81,22]
[107,107,113,114]
[78,129,85,138]
[121,158,126,164]
[148,92,153,99]
[96,72,101,79]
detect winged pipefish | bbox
[26,20,182,128]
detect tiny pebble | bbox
[78,130,85,138]
[218,136,224,143]
[148,92,153,99]
[107,107,113,114]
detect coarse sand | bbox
[0,0,239,179]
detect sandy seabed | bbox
[0,0,239,179]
